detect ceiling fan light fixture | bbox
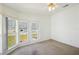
[48,3,57,11]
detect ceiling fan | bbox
[48,3,57,11]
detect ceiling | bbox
[2,3,77,16]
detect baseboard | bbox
[6,39,49,55]
[17,39,50,49]
[51,38,79,48]
[0,50,2,55]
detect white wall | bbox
[2,4,51,41]
[0,4,51,54]
[0,15,2,53]
[51,5,79,48]
[0,6,2,53]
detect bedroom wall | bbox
[0,4,51,54]
[0,14,2,53]
[51,5,79,48]
[1,4,51,42]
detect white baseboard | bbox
[0,50,2,55]
[51,38,79,48]
[5,39,49,55]
[18,39,49,47]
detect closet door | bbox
[19,22,28,42]
[7,17,16,49]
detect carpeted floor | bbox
[8,39,79,55]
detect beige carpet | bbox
[8,39,79,55]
